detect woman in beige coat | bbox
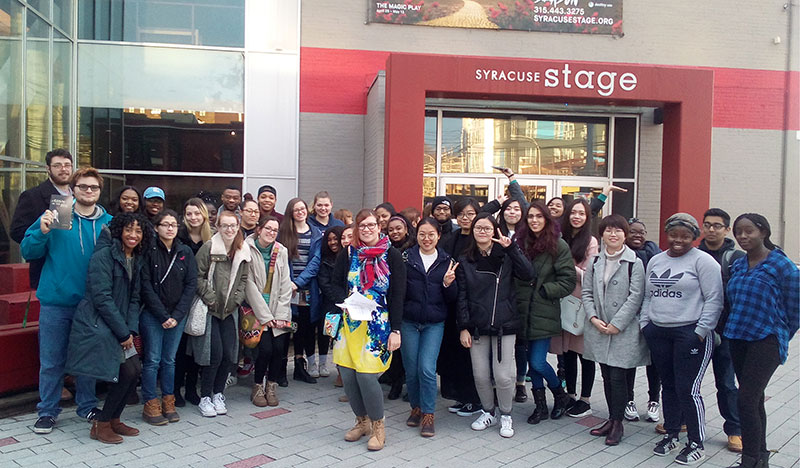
[245,216,293,407]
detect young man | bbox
[21,167,113,434]
[143,187,166,222]
[430,196,454,236]
[257,185,283,222]
[698,208,745,453]
[10,149,74,288]
[219,185,242,214]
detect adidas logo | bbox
[649,269,684,298]
[690,348,699,355]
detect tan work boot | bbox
[344,415,372,442]
[251,384,267,407]
[161,395,180,423]
[266,381,279,407]
[420,413,435,437]
[367,418,386,451]
[142,398,168,426]
[110,418,139,436]
[91,421,123,444]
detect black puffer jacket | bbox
[403,245,457,324]
[140,238,198,324]
[456,243,535,336]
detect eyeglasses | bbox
[220,223,238,231]
[49,162,73,170]
[242,209,259,215]
[703,222,727,231]
[358,222,378,231]
[433,206,450,213]
[473,226,494,233]
[158,223,178,229]
[418,233,438,240]
[262,227,279,234]
[75,184,100,192]
[293,207,306,213]
[457,211,477,219]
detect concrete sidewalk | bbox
[1,340,797,468]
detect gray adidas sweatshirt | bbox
[639,248,723,338]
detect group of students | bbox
[11,150,797,468]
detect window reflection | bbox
[440,112,607,177]
[0,0,23,158]
[98,174,243,214]
[26,12,51,163]
[424,113,436,174]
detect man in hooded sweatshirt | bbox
[21,167,113,435]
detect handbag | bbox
[239,305,266,348]
[323,311,342,339]
[185,261,216,336]
[560,295,585,335]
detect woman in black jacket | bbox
[139,210,198,426]
[66,213,151,444]
[316,225,345,378]
[456,212,535,438]
[401,218,457,438]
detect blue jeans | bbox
[140,312,186,401]
[527,338,561,390]
[37,305,97,419]
[713,336,742,436]
[401,321,445,414]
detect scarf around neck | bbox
[354,235,391,291]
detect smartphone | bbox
[491,166,507,172]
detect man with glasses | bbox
[697,208,745,453]
[430,196,456,236]
[10,148,74,288]
[21,167,113,435]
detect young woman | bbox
[190,210,251,418]
[245,216,293,407]
[387,215,416,253]
[582,215,647,446]
[641,213,723,465]
[139,210,198,425]
[317,226,346,379]
[110,186,143,216]
[725,214,798,468]
[497,198,524,238]
[309,191,345,230]
[257,185,283,223]
[334,209,353,226]
[279,198,323,383]
[341,225,354,248]
[515,201,576,425]
[401,218,457,437]
[456,213,534,438]
[240,199,260,238]
[332,209,406,451]
[66,213,151,444]
[550,198,599,418]
[375,202,396,233]
[438,198,483,417]
[203,200,218,228]
[400,207,421,228]
[546,197,565,223]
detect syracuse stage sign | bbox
[369,0,623,36]
[474,63,637,97]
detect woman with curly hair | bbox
[66,213,152,444]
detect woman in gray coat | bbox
[581,215,647,446]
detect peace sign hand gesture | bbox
[492,235,512,249]
[443,260,459,287]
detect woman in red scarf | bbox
[331,209,407,451]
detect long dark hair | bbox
[497,198,522,236]
[109,185,143,216]
[108,212,152,255]
[517,201,559,259]
[562,198,594,263]
[321,225,345,262]
[463,212,500,262]
[732,213,778,250]
[279,197,309,259]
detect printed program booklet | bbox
[49,194,73,230]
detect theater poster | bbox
[368,0,623,36]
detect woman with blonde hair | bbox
[179,198,212,255]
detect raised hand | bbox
[40,210,55,234]
[491,235,512,248]
[443,260,458,287]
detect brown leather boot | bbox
[605,420,624,446]
[367,418,386,451]
[161,395,180,423]
[420,413,435,438]
[590,419,613,436]
[344,416,372,442]
[406,407,422,427]
[265,382,279,407]
[142,398,168,426]
[91,421,123,444]
[110,419,139,436]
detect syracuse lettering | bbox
[475,64,638,97]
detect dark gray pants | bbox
[339,365,384,421]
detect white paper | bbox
[124,346,138,359]
[336,287,379,322]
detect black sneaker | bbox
[653,435,681,456]
[33,416,55,434]
[84,407,101,422]
[566,400,592,418]
[448,402,464,414]
[675,442,704,465]
[456,403,483,417]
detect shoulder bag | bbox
[185,260,216,336]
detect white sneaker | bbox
[212,393,227,415]
[199,397,216,417]
[470,409,498,431]
[625,400,639,421]
[308,362,320,378]
[319,362,330,377]
[647,401,661,422]
[499,414,514,438]
[225,374,237,389]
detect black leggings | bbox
[730,336,781,459]
[600,364,628,421]
[563,350,595,398]
[294,306,330,357]
[254,332,289,384]
[201,315,237,397]
[99,356,142,422]
[626,364,661,402]
[175,334,200,395]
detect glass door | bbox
[501,179,553,205]
[440,177,496,208]
[556,179,608,218]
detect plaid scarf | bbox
[355,235,391,291]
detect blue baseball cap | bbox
[143,186,165,200]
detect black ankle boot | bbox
[590,419,613,436]
[293,357,317,384]
[605,420,623,446]
[727,454,762,468]
[174,390,186,408]
[549,386,570,419]
[388,380,403,400]
[527,388,548,424]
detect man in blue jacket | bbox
[21,167,113,435]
